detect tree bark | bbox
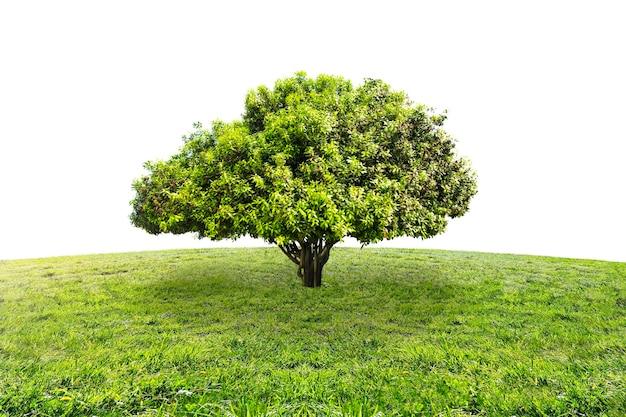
[279,238,335,287]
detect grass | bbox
[0,247,625,416]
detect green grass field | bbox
[1,248,625,416]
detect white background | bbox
[1,1,624,262]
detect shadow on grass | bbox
[139,248,461,339]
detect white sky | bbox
[1,1,624,262]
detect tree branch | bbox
[320,239,336,265]
[279,241,304,266]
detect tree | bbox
[130,72,477,287]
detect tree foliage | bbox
[130,72,477,286]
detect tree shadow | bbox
[138,248,464,340]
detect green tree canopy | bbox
[130,72,477,287]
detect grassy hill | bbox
[0,248,625,416]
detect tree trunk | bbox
[279,238,335,287]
